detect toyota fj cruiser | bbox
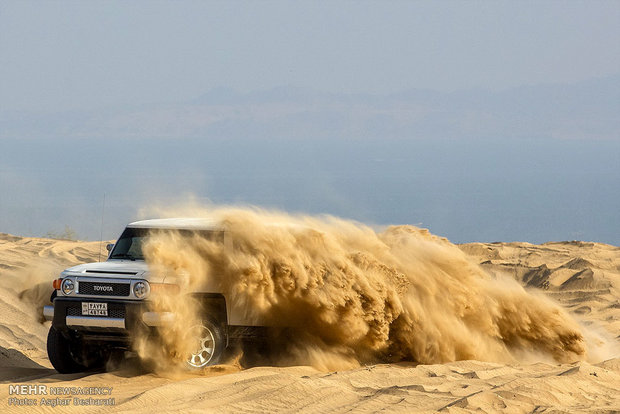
[44,218,263,373]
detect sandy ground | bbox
[0,233,618,413]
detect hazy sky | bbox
[1,1,619,244]
[2,0,619,112]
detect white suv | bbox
[44,218,263,373]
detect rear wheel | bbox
[185,320,224,368]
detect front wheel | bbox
[185,320,224,368]
[47,326,88,374]
[47,326,107,374]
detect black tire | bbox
[185,319,225,368]
[47,326,88,374]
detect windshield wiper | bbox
[110,253,137,261]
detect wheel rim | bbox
[186,324,216,368]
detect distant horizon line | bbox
[3,72,619,115]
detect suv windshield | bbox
[109,227,224,261]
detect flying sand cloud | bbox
[137,207,586,371]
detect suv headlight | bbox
[133,281,150,299]
[61,279,75,295]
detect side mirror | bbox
[106,243,114,253]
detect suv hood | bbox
[62,261,165,282]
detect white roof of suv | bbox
[127,218,222,230]
[128,217,311,232]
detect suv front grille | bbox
[78,281,130,297]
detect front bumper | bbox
[46,298,175,331]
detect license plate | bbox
[82,302,108,316]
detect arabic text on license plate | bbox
[82,302,108,316]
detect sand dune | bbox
[0,232,618,412]
[459,241,620,339]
